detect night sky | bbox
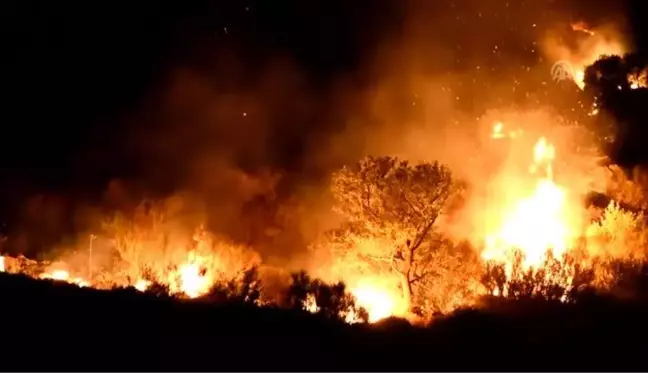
[1,1,400,195]
[1,0,647,248]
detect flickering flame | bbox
[134,279,150,292]
[481,132,582,290]
[0,256,4,273]
[573,70,586,89]
[304,293,319,313]
[350,284,399,323]
[40,269,89,287]
[629,70,647,90]
[491,122,522,140]
[491,122,505,139]
[300,278,404,323]
[168,252,212,298]
[571,21,595,36]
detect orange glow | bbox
[168,251,213,298]
[134,279,150,292]
[350,281,405,323]
[299,275,406,323]
[303,294,319,313]
[39,269,89,287]
[543,22,627,89]
[476,120,594,296]
[629,70,647,89]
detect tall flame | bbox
[482,132,581,277]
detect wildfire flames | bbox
[350,284,400,322]
[40,270,90,288]
[0,251,214,300]
[0,116,643,323]
[0,120,642,322]
[483,135,575,270]
[0,21,645,325]
[479,123,587,296]
[168,252,213,298]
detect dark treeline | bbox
[585,53,648,167]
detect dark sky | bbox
[1,0,400,194]
[1,0,647,227]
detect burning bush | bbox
[481,250,596,301]
[98,199,261,297]
[586,201,648,260]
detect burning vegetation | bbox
[3,116,648,324]
[3,15,648,329]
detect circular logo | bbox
[551,61,575,82]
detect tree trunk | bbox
[399,271,412,312]
[398,243,415,312]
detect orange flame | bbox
[481,129,584,289]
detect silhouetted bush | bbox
[598,259,648,299]
[285,271,369,323]
[481,250,598,301]
[144,281,173,298]
[205,266,263,305]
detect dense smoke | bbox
[3,0,635,279]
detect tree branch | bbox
[410,268,437,285]
[402,193,424,219]
[359,253,392,263]
[410,215,438,254]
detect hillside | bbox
[1,273,647,371]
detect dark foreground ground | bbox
[1,273,647,371]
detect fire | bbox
[544,21,627,89]
[304,294,319,313]
[0,256,4,273]
[491,122,522,140]
[629,69,647,90]
[168,252,212,298]
[298,275,405,323]
[39,269,89,287]
[571,21,595,36]
[350,282,404,323]
[481,129,584,288]
[491,122,505,139]
[134,279,150,292]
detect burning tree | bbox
[319,156,471,315]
